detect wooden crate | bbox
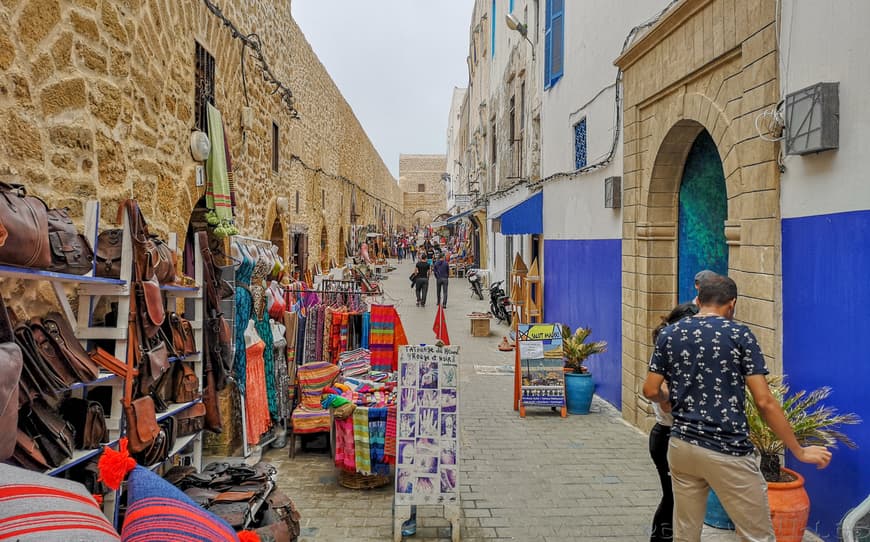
[470,317,491,337]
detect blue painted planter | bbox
[564,373,595,414]
[704,489,735,530]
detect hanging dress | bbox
[233,242,255,394]
[250,249,278,421]
[243,321,271,445]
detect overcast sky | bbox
[292,1,474,178]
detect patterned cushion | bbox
[296,361,339,410]
[121,466,240,542]
[0,463,121,542]
[291,407,331,434]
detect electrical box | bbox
[605,176,621,209]
[195,165,205,187]
[240,106,253,131]
[784,82,839,155]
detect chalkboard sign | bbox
[516,324,566,417]
[395,345,460,505]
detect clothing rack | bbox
[233,235,273,247]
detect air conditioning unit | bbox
[784,82,839,156]
[605,176,621,209]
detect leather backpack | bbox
[95,229,123,278]
[47,208,94,275]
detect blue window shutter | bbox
[544,0,552,89]
[491,0,496,58]
[509,0,514,13]
[551,0,564,85]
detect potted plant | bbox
[561,326,607,414]
[706,376,860,540]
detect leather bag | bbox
[36,312,101,383]
[28,318,78,386]
[89,346,133,377]
[20,398,75,467]
[140,338,170,396]
[137,277,165,339]
[11,429,51,471]
[176,402,206,436]
[61,397,108,450]
[124,301,161,454]
[47,207,94,275]
[0,296,23,460]
[168,313,197,356]
[150,235,177,285]
[202,366,222,434]
[15,323,65,402]
[95,229,123,278]
[172,362,200,404]
[0,183,51,269]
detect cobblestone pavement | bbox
[261,260,815,541]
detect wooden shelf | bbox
[160,284,201,297]
[62,372,118,392]
[47,439,119,476]
[157,400,203,422]
[0,264,126,286]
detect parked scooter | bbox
[489,280,512,324]
[467,268,484,300]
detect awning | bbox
[494,192,542,235]
[446,208,476,224]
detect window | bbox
[271,122,279,173]
[509,96,516,141]
[574,118,587,170]
[295,190,299,213]
[544,0,564,89]
[194,42,215,132]
[491,0,496,57]
[490,119,497,165]
[520,81,526,134]
[418,183,426,193]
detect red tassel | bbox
[97,438,137,491]
[237,531,261,542]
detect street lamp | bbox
[505,13,535,61]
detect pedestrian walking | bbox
[412,253,430,307]
[643,275,831,542]
[647,302,699,542]
[433,253,450,308]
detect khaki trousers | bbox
[668,438,774,542]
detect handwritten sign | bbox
[396,345,460,505]
[517,324,565,408]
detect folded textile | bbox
[334,417,356,472]
[352,407,371,475]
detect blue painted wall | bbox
[544,239,622,408]
[782,209,870,540]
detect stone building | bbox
[399,154,447,228]
[0,0,404,309]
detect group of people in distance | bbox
[409,239,450,308]
[643,270,831,541]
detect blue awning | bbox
[446,208,476,224]
[498,192,543,235]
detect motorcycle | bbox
[489,280,512,324]
[467,268,484,300]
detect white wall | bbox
[539,0,667,241]
[445,87,468,213]
[780,0,870,219]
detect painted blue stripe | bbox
[543,239,622,408]
[782,209,870,540]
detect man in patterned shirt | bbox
[643,274,831,542]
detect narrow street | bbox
[265,262,766,541]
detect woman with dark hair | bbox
[649,302,698,542]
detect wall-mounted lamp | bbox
[276,196,289,214]
[506,13,535,61]
[189,130,211,162]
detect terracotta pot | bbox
[768,467,810,542]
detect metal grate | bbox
[195,42,216,132]
[784,82,839,155]
[605,176,621,208]
[574,118,587,170]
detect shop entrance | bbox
[270,217,285,260]
[677,130,728,302]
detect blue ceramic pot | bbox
[564,372,595,414]
[704,489,735,530]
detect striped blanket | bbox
[352,407,372,475]
[369,305,395,372]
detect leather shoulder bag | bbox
[0,183,51,269]
[0,297,23,460]
[47,207,94,275]
[38,312,101,383]
[150,235,177,285]
[95,228,123,278]
[123,291,161,454]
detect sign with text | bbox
[517,324,565,408]
[396,345,460,505]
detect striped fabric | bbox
[296,361,339,409]
[361,311,370,349]
[352,407,372,475]
[334,417,356,471]
[290,407,331,434]
[121,466,239,542]
[0,464,120,542]
[205,104,232,221]
[385,404,397,464]
[369,305,396,372]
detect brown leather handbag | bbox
[124,298,161,454]
[95,229,123,278]
[20,398,75,467]
[169,313,197,356]
[0,183,51,269]
[37,312,101,383]
[11,429,51,471]
[0,296,23,461]
[60,397,108,450]
[47,208,94,275]
[151,235,177,285]
[176,402,206,436]
[172,362,200,404]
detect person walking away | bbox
[690,269,716,306]
[433,254,450,308]
[413,254,430,307]
[648,302,699,542]
[642,275,831,542]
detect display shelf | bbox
[168,352,202,364]
[47,439,119,476]
[147,433,200,471]
[61,372,117,392]
[0,264,126,286]
[160,284,201,297]
[157,400,203,422]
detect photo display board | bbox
[517,324,565,407]
[395,345,460,505]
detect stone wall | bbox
[399,154,447,227]
[615,0,780,429]
[0,0,404,314]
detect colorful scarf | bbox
[361,311,370,349]
[369,305,395,372]
[334,417,356,471]
[352,407,371,475]
[339,312,350,353]
[205,104,232,221]
[385,404,397,465]
[369,407,389,476]
[323,308,333,363]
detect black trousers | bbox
[649,423,673,542]
[436,278,449,306]
[415,278,429,305]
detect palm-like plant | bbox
[561,325,607,374]
[746,375,861,482]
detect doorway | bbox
[678,130,728,302]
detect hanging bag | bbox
[46,207,94,275]
[95,228,123,278]
[0,183,51,269]
[0,297,23,460]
